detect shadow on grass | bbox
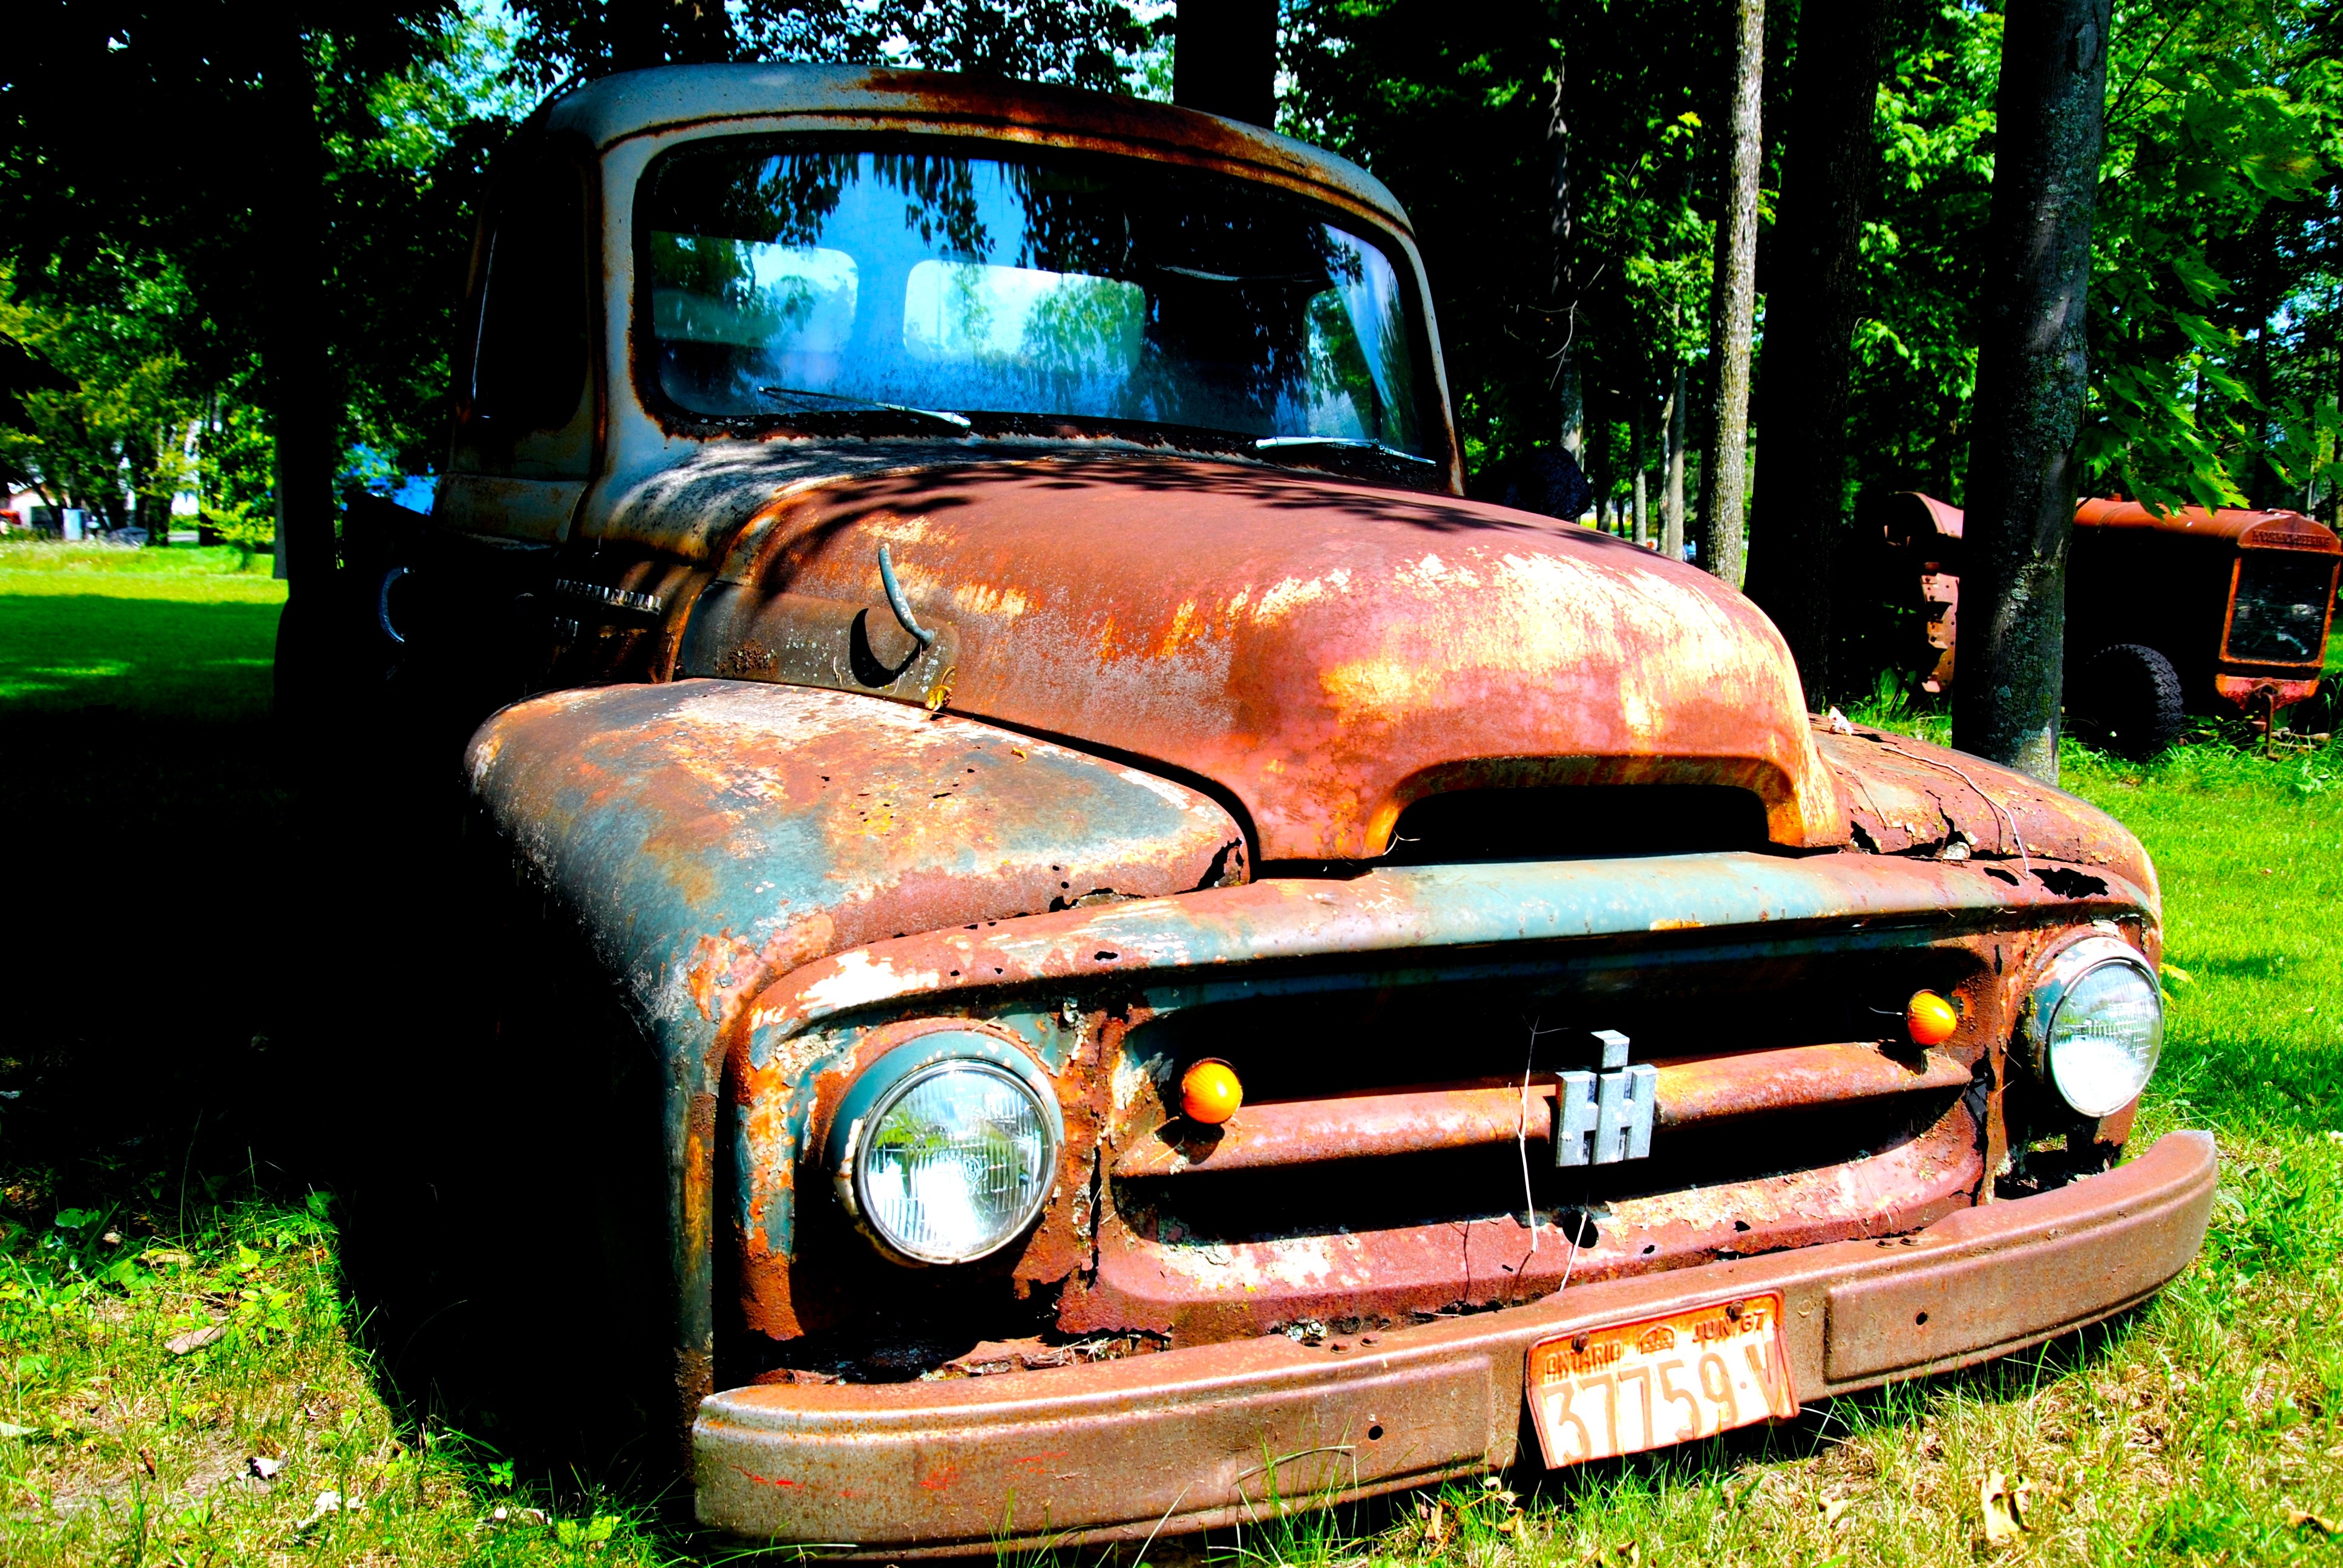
[0,586,690,1526]
[0,577,304,1234]
[0,592,284,722]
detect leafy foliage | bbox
[0,258,202,531]
[2083,0,2343,514]
[502,0,1156,93]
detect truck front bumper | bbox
[695,1130,2216,1554]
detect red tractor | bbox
[1872,493,2340,758]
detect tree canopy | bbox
[2,0,2335,693]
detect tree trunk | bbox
[603,0,661,70]
[1951,0,2111,783]
[1631,396,1651,545]
[1740,0,1887,704]
[1662,362,1688,559]
[1697,0,1765,589]
[1587,387,1611,531]
[260,23,334,590]
[132,422,174,543]
[1550,58,1585,463]
[1175,1,1278,127]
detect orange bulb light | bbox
[1180,1059,1244,1125]
[1907,990,1960,1046]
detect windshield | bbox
[637,139,1430,456]
[2226,550,2336,664]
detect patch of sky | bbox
[343,445,438,515]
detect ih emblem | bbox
[1555,1028,1657,1167]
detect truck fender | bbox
[463,678,1247,1408]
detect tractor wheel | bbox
[2076,643,2185,760]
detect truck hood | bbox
[660,452,1847,860]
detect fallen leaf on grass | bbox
[2287,1508,2339,1534]
[139,1446,156,1477]
[0,1422,36,1440]
[293,1489,362,1537]
[1822,1495,1852,1527]
[1981,1471,2031,1548]
[140,1249,194,1269]
[164,1325,226,1356]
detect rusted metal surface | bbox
[1112,1043,1973,1178]
[464,679,1245,1390]
[635,454,1853,860]
[691,1131,2216,1555]
[739,850,2154,1044]
[1814,720,2160,895]
[1872,491,1965,693]
[1873,492,2338,713]
[726,843,2152,1345]
[2076,500,2339,711]
[416,68,2213,1538]
[2073,496,2341,546]
[1072,1099,1986,1342]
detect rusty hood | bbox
[669,454,1847,860]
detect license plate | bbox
[1525,1293,1796,1468]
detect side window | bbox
[459,155,594,475]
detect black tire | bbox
[2074,643,2185,760]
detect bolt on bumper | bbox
[694,1131,2217,1555]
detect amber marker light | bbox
[1907,990,1960,1046]
[1181,1059,1244,1125]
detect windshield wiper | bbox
[758,385,972,432]
[1255,435,1438,468]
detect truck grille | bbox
[1058,947,1997,1344]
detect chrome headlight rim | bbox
[2022,933,2163,1119]
[825,1031,1063,1267]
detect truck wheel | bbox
[2076,643,2184,760]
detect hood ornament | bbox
[877,544,937,650]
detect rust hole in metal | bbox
[1984,867,2020,886]
[1095,950,1119,961]
[1915,1310,1930,1325]
[2034,867,2111,898]
[1368,1423,1384,1441]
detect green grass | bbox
[4,559,2341,1565]
[0,542,284,716]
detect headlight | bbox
[2024,935,2163,1118]
[830,1034,1060,1265]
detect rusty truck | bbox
[320,64,2215,1553]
